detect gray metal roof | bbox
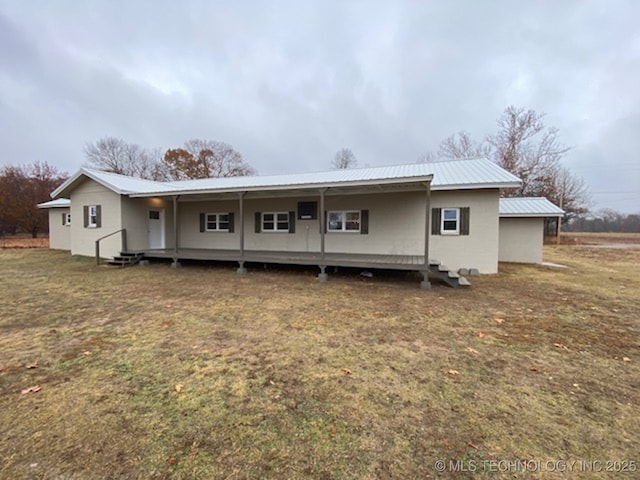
[499,197,564,217]
[52,158,522,198]
[163,157,520,193]
[38,198,71,208]
[51,168,182,198]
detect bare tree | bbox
[416,151,438,163]
[332,148,358,169]
[487,106,569,196]
[438,131,490,159]
[84,137,162,180]
[160,139,255,180]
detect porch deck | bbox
[139,248,432,271]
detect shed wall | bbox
[498,217,543,263]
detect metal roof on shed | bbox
[499,197,564,217]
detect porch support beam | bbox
[171,195,181,268]
[318,188,328,282]
[421,182,431,289]
[237,191,247,275]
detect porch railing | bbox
[95,229,127,265]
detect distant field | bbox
[0,234,48,249]
[560,232,640,245]
[0,246,638,479]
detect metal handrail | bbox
[95,229,127,265]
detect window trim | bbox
[204,212,230,232]
[88,205,98,228]
[327,210,361,233]
[262,212,290,232]
[441,207,460,235]
[65,213,71,226]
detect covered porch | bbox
[128,176,469,288]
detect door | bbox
[148,209,165,249]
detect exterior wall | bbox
[173,189,500,273]
[121,197,175,251]
[178,199,240,250]
[430,189,500,274]
[176,192,428,255]
[69,179,123,258]
[499,217,543,264]
[47,208,71,250]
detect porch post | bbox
[318,188,328,282]
[171,195,181,268]
[237,191,247,275]
[421,182,432,289]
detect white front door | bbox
[148,209,165,249]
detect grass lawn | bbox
[0,246,638,479]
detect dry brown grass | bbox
[0,234,49,249]
[560,232,640,245]
[0,247,638,479]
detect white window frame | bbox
[327,210,361,233]
[441,208,460,235]
[262,212,289,232]
[88,205,98,228]
[64,213,71,226]
[205,213,230,232]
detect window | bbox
[441,208,459,234]
[88,206,98,227]
[149,210,160,220]
[431,207,470,236]
[205,213,230,232]
[328,211,360,232]
[263,212,289,232]
[62,212,71,226]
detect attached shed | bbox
[498,197,564,264]
[37,198,72,251]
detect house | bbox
[38,158,562,288]
[498,197,564,264]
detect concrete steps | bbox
[427,260,471,288]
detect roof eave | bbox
[500,212,565,218]
[130,175,434,198]
[51,168,125,198]
[432,181,522,191]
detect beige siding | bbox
[179,200,240,249]
[430,189,500,274]
[121,197,175,251]
[176,192,427,254]
[499,217,543,263]
[69,179,123,258]
[47,208,71,250]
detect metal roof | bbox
[51,158,522,198]
[37,198,71,208]
[51,168,181,198]
[499,197,564,217]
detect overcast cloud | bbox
[0,0,638,212]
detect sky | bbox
[0,0,638,213]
